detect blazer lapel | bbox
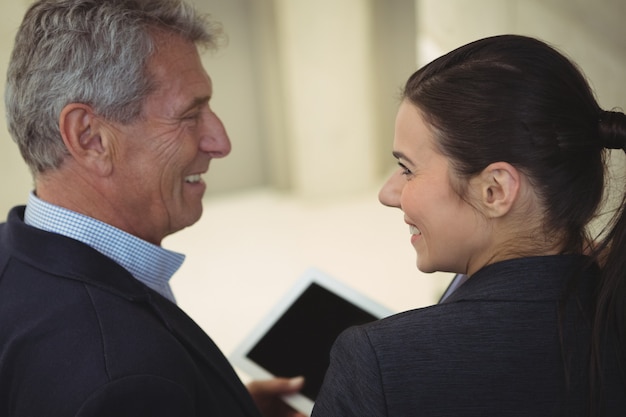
[149,294,261,417]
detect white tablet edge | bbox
[229,267,394,416]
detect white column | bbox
[273,0,377,199]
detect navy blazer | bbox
[312,255,625,416]
[0,206,262,417]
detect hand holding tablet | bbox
[230,268,394,416]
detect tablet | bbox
[230,268,394,416]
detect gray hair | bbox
[5,0,223,175]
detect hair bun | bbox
[599,110,626,150]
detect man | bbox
[0,1,304,416]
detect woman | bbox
[312,35,626,416]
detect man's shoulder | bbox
[0,208,188,371]
[0,261,203,408]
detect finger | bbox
[248,376,305,395]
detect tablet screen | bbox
[246,281,380,400]
[230,268,393,415]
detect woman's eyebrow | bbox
[392,151,414,165]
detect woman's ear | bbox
[59,103,113,176]
[476,161,521,218]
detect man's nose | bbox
[200,110,231,158]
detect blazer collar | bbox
[444,255,598,304]
[2,206,149,300]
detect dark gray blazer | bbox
[0,206,262,417]
[312,255,625,416]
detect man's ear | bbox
[59,103,113,176]
[476,161,521,218]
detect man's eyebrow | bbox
[180,96,211,114]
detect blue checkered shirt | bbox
[24,192,184,303]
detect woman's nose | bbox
[378,170,402,208]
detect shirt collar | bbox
[24,192,185,303]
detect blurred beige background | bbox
[2,0,625,366]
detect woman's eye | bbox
[398,162,412,176]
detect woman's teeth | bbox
[409,225,421,235]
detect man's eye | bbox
[182,113,200,121]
